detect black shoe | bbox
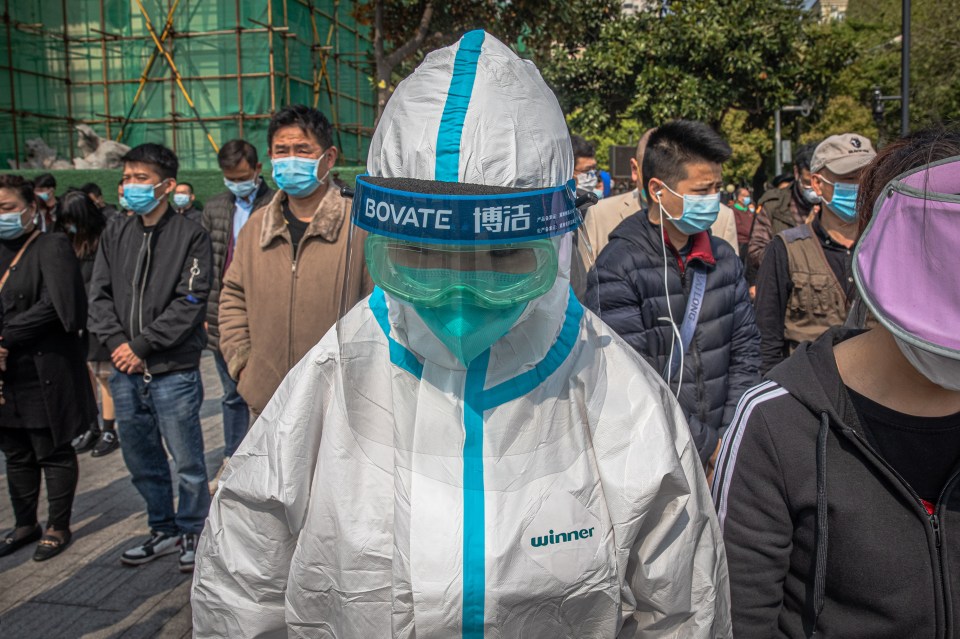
[33,529,72,562]
[0,524,42,558]
[72,429,101,453]
[91,430,119,457]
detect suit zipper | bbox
[288,237,304,372]
[849,429,955,638]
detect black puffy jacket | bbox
[585,211,761,461]
[88,207,212,376]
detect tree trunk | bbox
[373,0,435,121]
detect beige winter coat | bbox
[219,181,371,414]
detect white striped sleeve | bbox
[711,381,790,532]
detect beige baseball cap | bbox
[811,133,877,175]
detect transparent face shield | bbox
[339,175,593,317]
[332,173,602,476]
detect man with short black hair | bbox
[201,139,274,493]
[32,173,58,231]
[581,127,739,272]
[571,135,602,198]
[586,120,761,471]
[219,106,370,422]
[172,182,202,224]
[80,182,120,220]
[88,142,213,573]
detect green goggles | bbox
[364,235,559,309]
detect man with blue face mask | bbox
[88,143,213,573]
[200,139,274,494]
[586,120,761,473]
[171,182,202,225]
[754,133,876,373]
[217,106,371,423]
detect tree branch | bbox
[384,1,435,69]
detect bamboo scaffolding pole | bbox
[134,0,219,153]
[4,0,20,168]
[98,0,111,138]
[116,0,180,143]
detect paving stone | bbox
[0,353,225,637]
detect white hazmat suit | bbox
[192,30,731,639]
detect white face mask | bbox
[895,337,960,391]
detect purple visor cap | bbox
[853,155,960,355]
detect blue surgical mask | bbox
[0,209,27,240]
[821,178,858,223]
[225,176,259,199]
[592,187,604,199]
[36,191,51,203]
[272,152,328,198]
[123,182,166,216]
[172,193,192,209]
[743,196,752,206]
[66,223,78,234]
[657,183,721,235]
[119,194,131,211]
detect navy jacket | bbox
[585,211,761,462]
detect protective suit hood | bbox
[361,29,579,368]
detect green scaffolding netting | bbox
[1,0,375,170]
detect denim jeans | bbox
[110,368,210,535]
[213,349,250,457]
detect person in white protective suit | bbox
[192,30,731,638]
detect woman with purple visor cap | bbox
[712,128,960,639]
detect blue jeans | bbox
[110,368,210,536]
[213,349,250,457]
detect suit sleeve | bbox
[712,399,793,638]
[218,221,252,380]
[618,390,732,638]
[192,345,330,638]
[753,237,792,374]
[128,229,213,359]
[722,258,761,431]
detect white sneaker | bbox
[120,531,180,566]
[179,533,199,573]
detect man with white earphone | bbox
[585,120,761,476]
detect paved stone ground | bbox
[0,353,227,639]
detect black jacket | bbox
[0,232,98,444]
[713,327,960,638]
[88,207,212,376]
[201,180,274,351]
[585,211,761,462]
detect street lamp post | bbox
[901,0,911,134]
[774,101,812,176]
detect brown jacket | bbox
[219,182,371,414]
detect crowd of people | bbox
[0,29,957,639]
